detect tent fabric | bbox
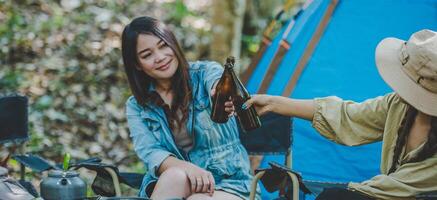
[244,0,437,199]
[246,0,330,94]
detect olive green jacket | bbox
[312,93,437,200]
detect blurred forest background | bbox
[0,0,298,194]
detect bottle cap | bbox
[225,56,235,68]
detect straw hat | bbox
[375,29,437,116]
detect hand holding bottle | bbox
[242,94,274,116]
[211,86,235,117]
[211,56,261,131]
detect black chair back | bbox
[238,113,292,155]
[0,95,29,144]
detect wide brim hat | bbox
[375,29,437,116]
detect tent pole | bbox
[241,0,296,84]
[282,0,339,97]
[256,2,308,94]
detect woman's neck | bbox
[416,111,432,126]
[155,79,173,107]
[405,111,432,153]
[156,79,172,94]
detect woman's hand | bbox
[184,163,215,196]
[244,94,315,120]
[223,97,235,117]
[243,94,274,116]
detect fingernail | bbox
[242,103,248,110]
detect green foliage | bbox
[163,0,193,23]
[0,69,23,91]
[242,34,261,54]
[0,0,215,195]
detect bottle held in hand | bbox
[226,57,262,131]
[210,59,234,123]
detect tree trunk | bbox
[210,0,246,73]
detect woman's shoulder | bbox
[370,92,407,114]
[382,92,404,106]
[125,95,138,106]
[188,60,222,71]
[125,95,146,113]
[125,96,158,118]
[125,95,157,112]
[362,92,400,104]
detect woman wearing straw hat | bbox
[243,29,437,199]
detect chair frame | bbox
[241,114,301,200]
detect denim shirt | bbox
[125,61,258,199]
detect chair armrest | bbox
[249,171,266,200]
[12,154,56,173]
[251,162,311,200]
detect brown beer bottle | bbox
[210,58,234,123]
[228,57,262,131]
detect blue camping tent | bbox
[243,0,437,199]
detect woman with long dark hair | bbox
[244,29,437,200]
[122,16,256,199]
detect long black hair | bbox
[121,16,192,130]
[388,105,437,174]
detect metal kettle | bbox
[40,170,86,200]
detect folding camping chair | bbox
[11,154,144,196]
[239,113,310,200]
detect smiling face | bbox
[136,34,179,82]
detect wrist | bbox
[267,96,278,113]
[184,161,200,170]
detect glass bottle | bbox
[210,58,234,123]
[227,57,262,131]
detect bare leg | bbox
[187,190,243,200]
[151,167,191,200]
[249,155,263,174]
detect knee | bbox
[159,167,189,185]
[151,168,191,199]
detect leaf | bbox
[63,152,71,171]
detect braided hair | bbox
[388,105,437,174]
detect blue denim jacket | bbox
[126,61,259,199]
